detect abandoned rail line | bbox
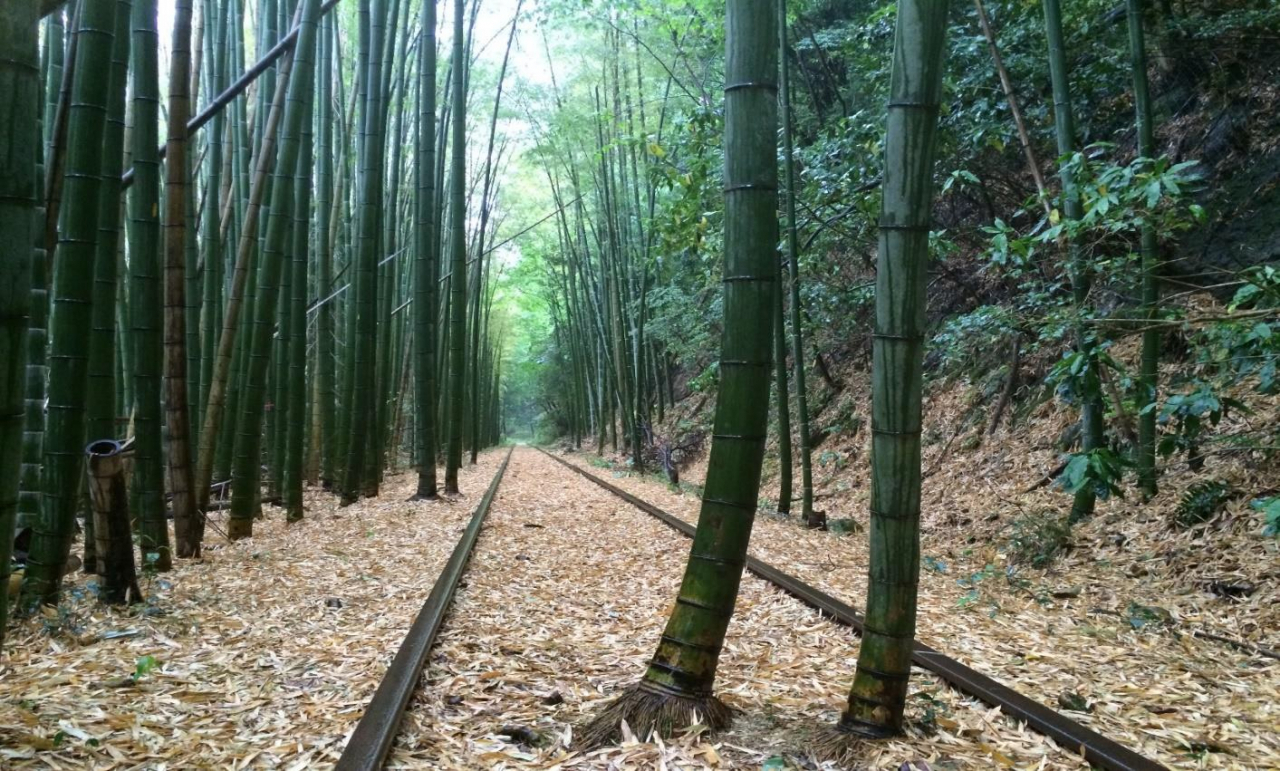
[329,445,1168,770]
[335,448,513,771]
[539,448,1168,771]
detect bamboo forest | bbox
[1,0,1278,767]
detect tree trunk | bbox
[1042,0,1104,524]
[284,111,312,523]
[23,0,120,607]
[412,0,439,499]
[779,0,816,528]
[127,0,167,584]
[341,0,387,503]
[83,0,133,574]
[0,0,39,644]
[444,0,467,495]
[1128,0,1159,499]
[837,0,950,738]
[162,0,196,564]
[581,0,777,746]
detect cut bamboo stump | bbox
[86,439,143,605]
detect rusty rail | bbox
[539,448,1168,771]
[335,447,513,771]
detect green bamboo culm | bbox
[412,0,440,500]
[86,0,131,455]
[0,0,40,645]
[198,0,227,467]
[773,255,792,516]
[283,72,315,523]
[1128,0,1160,499]
[18,13,60,541]
[579,0,778,746]
[342,0,389,503]
[229,0,322,536]
[162,0,196,565]
[83,0,133,575]
[779,0,816,528]
[127,0,167,580]
[313,15,336,487]
[1042,0,1105,524]
[23,0,121,608]
[443,0,467,495]
[825,0,950,745]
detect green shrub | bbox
[1252,497,1280,537]
[1173,480,1232,528]
[1006,511,1072,569]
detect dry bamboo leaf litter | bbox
[568,352,1280,771]
[0,453,507,769]
[390,449,1091,770]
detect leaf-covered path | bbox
[0,453,507,769]
[557,451,1280,770]
[389,448,1089,768]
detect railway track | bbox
[335,447,513,771]
[333,445,1167,770]
[538,448,1170,771]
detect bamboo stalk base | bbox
[808,721,896,765]
[226,517,253,541]
[576,679,733,750]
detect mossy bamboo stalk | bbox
[23,0,120,606]
[0,0,40,644]
[581,0,777,744]
[835,0,950,738]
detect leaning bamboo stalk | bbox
[974,0,1050,213]
[119,0,342,189]
[193,40,296,511]
[228,0,321,537]
[834,0,951,740]
[580,0,778,745]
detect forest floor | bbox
[1,437,1274,769]
[389,448,1091,770]
[575,346,1280,770]
[0,454,506,769]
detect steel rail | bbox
[538,448,1169,771]
[335,447,514,771]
